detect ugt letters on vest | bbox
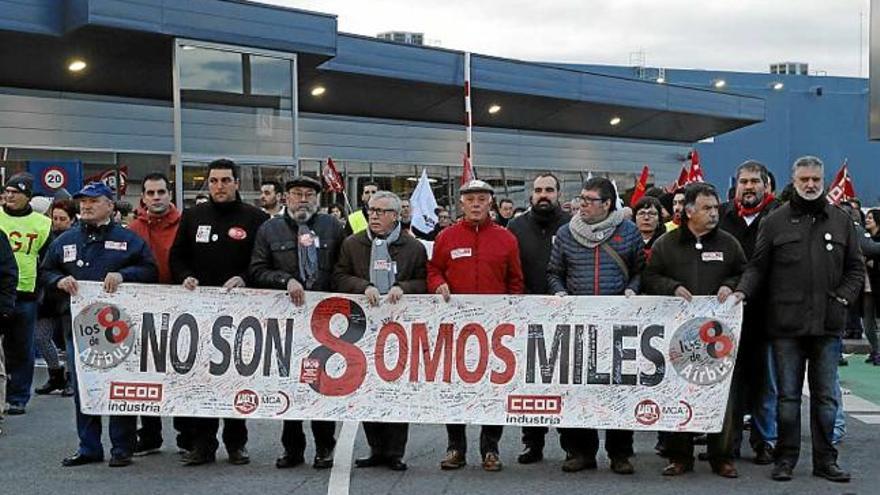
[70,282,742,432]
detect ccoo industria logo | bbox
[73,302,135,369]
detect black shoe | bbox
[62,453,103,467]
[133,439,162,457]
[753,444,774,465]
[813,463,851,482]
[867,353,877,364]
[275,451,305,469]
[388,457,408,471]
[313,447,334,469]
[227,447,250,465]
[6,404,25,415]
[839,358,849,366]
[610,457,635,475]
[697,451,710,462]
[181,449,216,466]
[517,446,543,464]
[771,463,793,481]
[35,368,67,395]
[108,455,133,467]
[355,454,386,468]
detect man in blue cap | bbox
[40,181,157,467]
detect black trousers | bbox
[281,420,336,454]
[521,426,548,449]
[363,422,409,458]
[137,416,163,446]
[190,417,248,453]
[173,417,194,451]
[446,424,503,456]
[558,428,633,460]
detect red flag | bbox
[669,163,689,192]
[629,165,650,206]
[85,165,128,195]
[827,160,857,205]
[321,157,344,193]
[460,152,475,186]
[686,149,704,184]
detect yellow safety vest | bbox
[347,210,368,234]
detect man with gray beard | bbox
[249,176,345,469]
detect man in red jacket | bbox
[127,172,181,456]
[428,179,524,472]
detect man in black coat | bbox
[249,176,344,470]
[644,182,747,479]
[506,173,569,465]
[0,230,17,435]
[734,156,862,483]
[169,159,269,466]
[718,160,780,464]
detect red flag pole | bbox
[630,165,650,206]
[462,51,475,186]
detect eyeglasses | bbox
[635,210,659,218]
[367,207,396,216]
[579,195,605,204]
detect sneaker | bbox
[439,449,466,470]
[482,452,502,472]
[133,439,162,457]
[180,449,215,466]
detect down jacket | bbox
[547,219,643,295]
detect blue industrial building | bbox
[569,64,880,203]
[6,0,858,209]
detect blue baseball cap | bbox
[73,182,115,199]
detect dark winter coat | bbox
[249,212,344,290]
[737,198,864,338]
[334,228,428,295]
[507,207,570,295]
[643,225,746,296]
[169,197,268,286]
[547,219,643,295]
[0,230,17,318]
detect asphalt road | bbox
[1,367,878,495]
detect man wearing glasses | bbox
[547,176,643,475]
[334,190,427,471]
[170,159,269,466]
[249,175,345,470]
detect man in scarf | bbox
[333,190,427,471]
[249,175,345,470]
[546,176,643,475]
[718,160,780,466]
[734,156,863,483]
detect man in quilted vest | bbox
[547,176,644,475]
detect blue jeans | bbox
[833,338,846,444]
[772,336,840,468]
[66,331,136,458]
[751,341,778,447]
[3,299,37,406]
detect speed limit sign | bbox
[41,166,68,191]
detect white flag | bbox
[410,168,438,234]
[611,179,625,210]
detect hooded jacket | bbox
[427,217,524,295]
[128,203,181,283]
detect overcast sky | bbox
[262,0,870,77]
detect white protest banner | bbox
[70,282,741,432]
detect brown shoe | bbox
[482,452,502,472]
[662,460,694,476]
[440,450,466,470]
[561,453,597,472]
[711,460,739,478]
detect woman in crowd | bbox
[864,208,880,365]
[33,199,78,396]
[632,196,666,262]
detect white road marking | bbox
[327,421,359,495]
[851,414,880,424]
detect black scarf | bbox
[791,192,828,216]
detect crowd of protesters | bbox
[0,154,876,485]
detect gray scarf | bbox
[291,212,319,289]
[367,222,401,294]
[568,209,626,248]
